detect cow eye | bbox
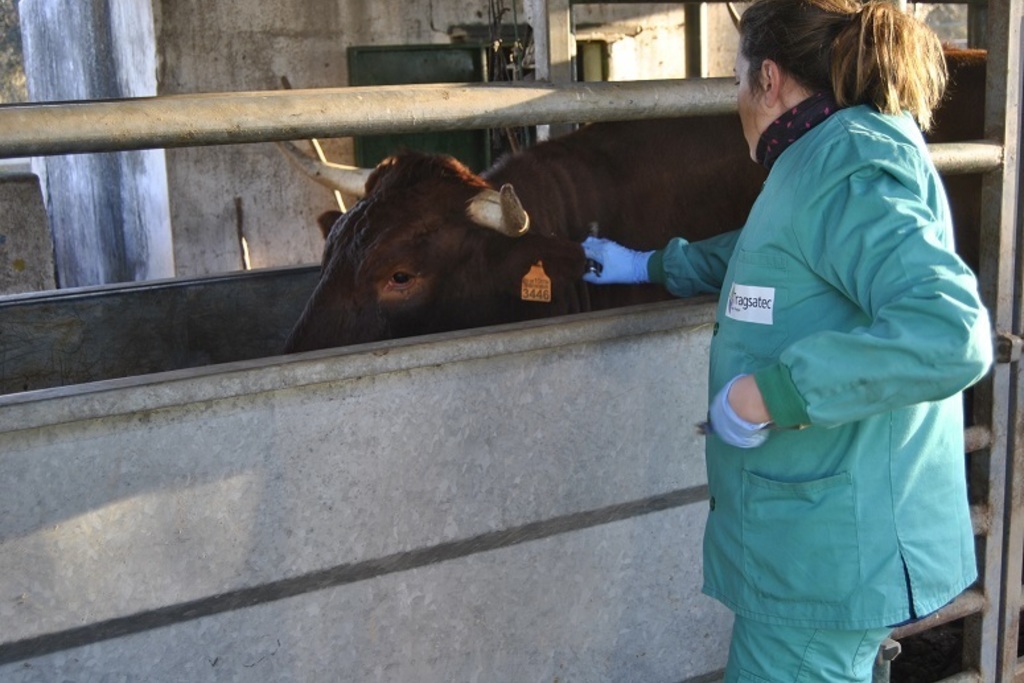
[382,270,417,297]
[384,271,416,291]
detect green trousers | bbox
[724,614,892,682]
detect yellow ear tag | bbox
[521,261,552,302]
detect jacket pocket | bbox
[719,249,791,358]
[742,469,861,604]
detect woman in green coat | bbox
[582,0,993,679]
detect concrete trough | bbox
[0,266,319,395]
[0,288,729,682]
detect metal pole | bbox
[928,142,1004,174]
[545,0,575,85]
[0,82,1003,178]
[970,0,1024,673]
[1000,17,1024,683]
[533,0,575,140]
[684,3,707,78]
[0,79,740,159]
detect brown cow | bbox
[284,49,985,353]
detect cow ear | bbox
[316,211,343,240]
[509,235,587,284]
[501,235,589,312]
[466,184,530,237]
[363,155,401,195]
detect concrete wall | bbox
[19,0,173,288]
[0,300,730,682]
[155,0,514,277]
[575,3,739,80]
[0,172,54,295]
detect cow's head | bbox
[284,151,588,352]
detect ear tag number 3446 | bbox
[521,261,552,302]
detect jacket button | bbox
[713,322,719,336]
[709,496,716,511]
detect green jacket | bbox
[649,105,993,628]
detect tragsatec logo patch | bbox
[726,283,775,325]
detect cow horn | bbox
[727,2,742,30]
[466,184,531,237]
[276,140,373,197]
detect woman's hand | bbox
[706,374,772,448]
[581,236,653,284]
[728,374,771,423]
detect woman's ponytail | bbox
[830,2,946,130]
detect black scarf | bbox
[756,92,840,170]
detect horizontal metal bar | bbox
[971,503,990,536]
[0,79,738,159]
[929,141,1004,174]
[891,587,985,640]
[0,83,1002,178]
[965,424,994,453]
[934,673,982,683]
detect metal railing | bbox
[0,79,1003,181]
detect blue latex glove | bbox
[706,375,771,449]
[582,236,653,285]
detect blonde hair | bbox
[739,0,947,130]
